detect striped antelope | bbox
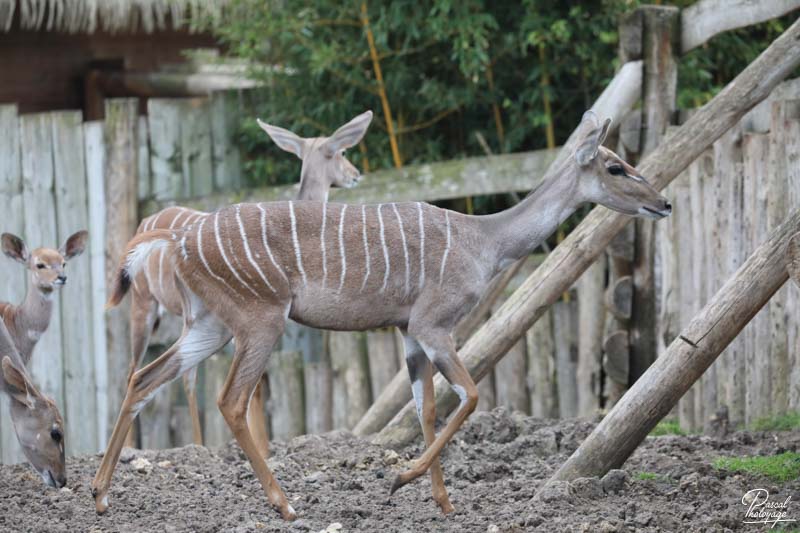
[126,111,373,450]
[94,111,672,519]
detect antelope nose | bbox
[56,474,67,488]
[663,201,672,213]
[57,275,67,283]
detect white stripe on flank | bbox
[392,203,410,295]
[377,204,390,293]
[158,248,165,295]
[289,201,308,287]
[150,210,164,231]
[170,210,186,230]
[338,204,348,293]
[439,210,451,284]
[196,217,238,295]
[360,204,370,292]
[320,203,328,289]
[256,203,286,282]
[180,234,188,261]
[417,202,425,289]
[235,204,275,293]
[214,211,259,297]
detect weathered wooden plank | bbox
[375,19,800,445]
[51,110,97,455]
[19,112,64,412]
[526,308,557,418]
[267,350,305,439]
[147,98,184,201]
[329,331,370,430]
[783,111,800,411]
[548,207,800,484]
[103,99,140,437]
[475,370,496,412]
[210,91,243,191]
[553,298,578,419]
[140,349,174,450]
[0,104,24,463]
[682,0,800,53]
[137,116,151,201]
[202,351,232,447]
[85,121,109,450]
[576,255,605,416]
[303,349,332,435]
[181,98,214,197]
[366,329,400,403]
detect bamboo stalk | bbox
[361,2,403,168]
[539,43,556,150]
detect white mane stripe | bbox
[417,203,425,289]
[360,204,370,292]
[289,201,308,287]
[392,203,410,295]
[338,204,348,293]
[214,211,259,297]
[256,203,287,283]
[378,204,390,293]
[439,210,451,284]
[320,202,328,289]
[157,248,165,295]
[236,204,275,293]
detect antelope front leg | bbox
[247,377,271,459]
[218,315,294,521]
[391,330,477,497]
[183,367,203,445]
[403,334,454,514]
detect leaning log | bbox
[547,208,800,483]
[374,18,800,447]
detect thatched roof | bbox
[0,0,228,34]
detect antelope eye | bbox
[36,263,46,269]
[607,165,625,176]
[50,428,62,442]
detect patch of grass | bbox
[650,419,686,437]
[751,411,800,432]
[634,471,670,483]
[713,452,800,482]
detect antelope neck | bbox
[480,161,584,270]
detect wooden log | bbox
[85,121,109,450]
[366,329,400,403]
[605,276,632,322]
[374,20,800,446]
[0,105,24,463]
[553,298,578,418]
[577,257,606,416]
[742,133,772,424]
[526,308,557,418]
[267,350,305,440]
[329,332,370,430]
[681,0,800,53]
[20,113,64,410]
[602,330,629,407]
[103,99,140,439]
[547,207,800,484]
[52,111,97,455]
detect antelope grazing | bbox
[94,112,671,519]
[0,323,65,488]
[1,231,88,365]
[126,111,373,448]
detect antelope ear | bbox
[59,230,88,260]
[788,232,800,288]
[575,117,612,167]
[1,233,28,264]
[1,356,37,409]
[321,110,373,157]
[256,119,306,159]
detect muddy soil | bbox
[1,409,798,532]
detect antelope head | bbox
[256,110,374,201]
[1,231,88,293]
[1,356,66,488]
[573,111,672,219]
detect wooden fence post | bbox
[546,208,800,484]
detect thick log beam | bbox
[548,208,800,483]
[374,18,800,447]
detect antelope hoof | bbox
[436,499,456,515]
[92,488,110,514]
[389,470,415,496]
[280,504,297,521]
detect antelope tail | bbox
[106,229,176,309]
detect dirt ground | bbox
[1,408,798,532]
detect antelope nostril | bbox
[57,474,67,487]
[57,275,66,283]
[664,201,672,211]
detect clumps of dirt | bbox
[1,408,798,532]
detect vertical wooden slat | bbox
[182,98,214,197]
[148,99,184,201]
[84,121,109,449]
[475,366,496,412]
[267,350,305,439]
[576,256,606,416]
[52,111,97,455]
[783,106,800,411]
[210,91,243,191]
[329,331,370,429]
[553,298,578,418]
[19,112,64,410]
[492,301,529,413]
[203,350,232,447]
[103,99,139,437]
[137,116,151,201]
[0,105,24,463]
[526,308,557,418]
[365,329,400,406]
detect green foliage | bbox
[634,471,671,483]
[650,419,685,437]
[751,411,800,432]
[713,452,800,483]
